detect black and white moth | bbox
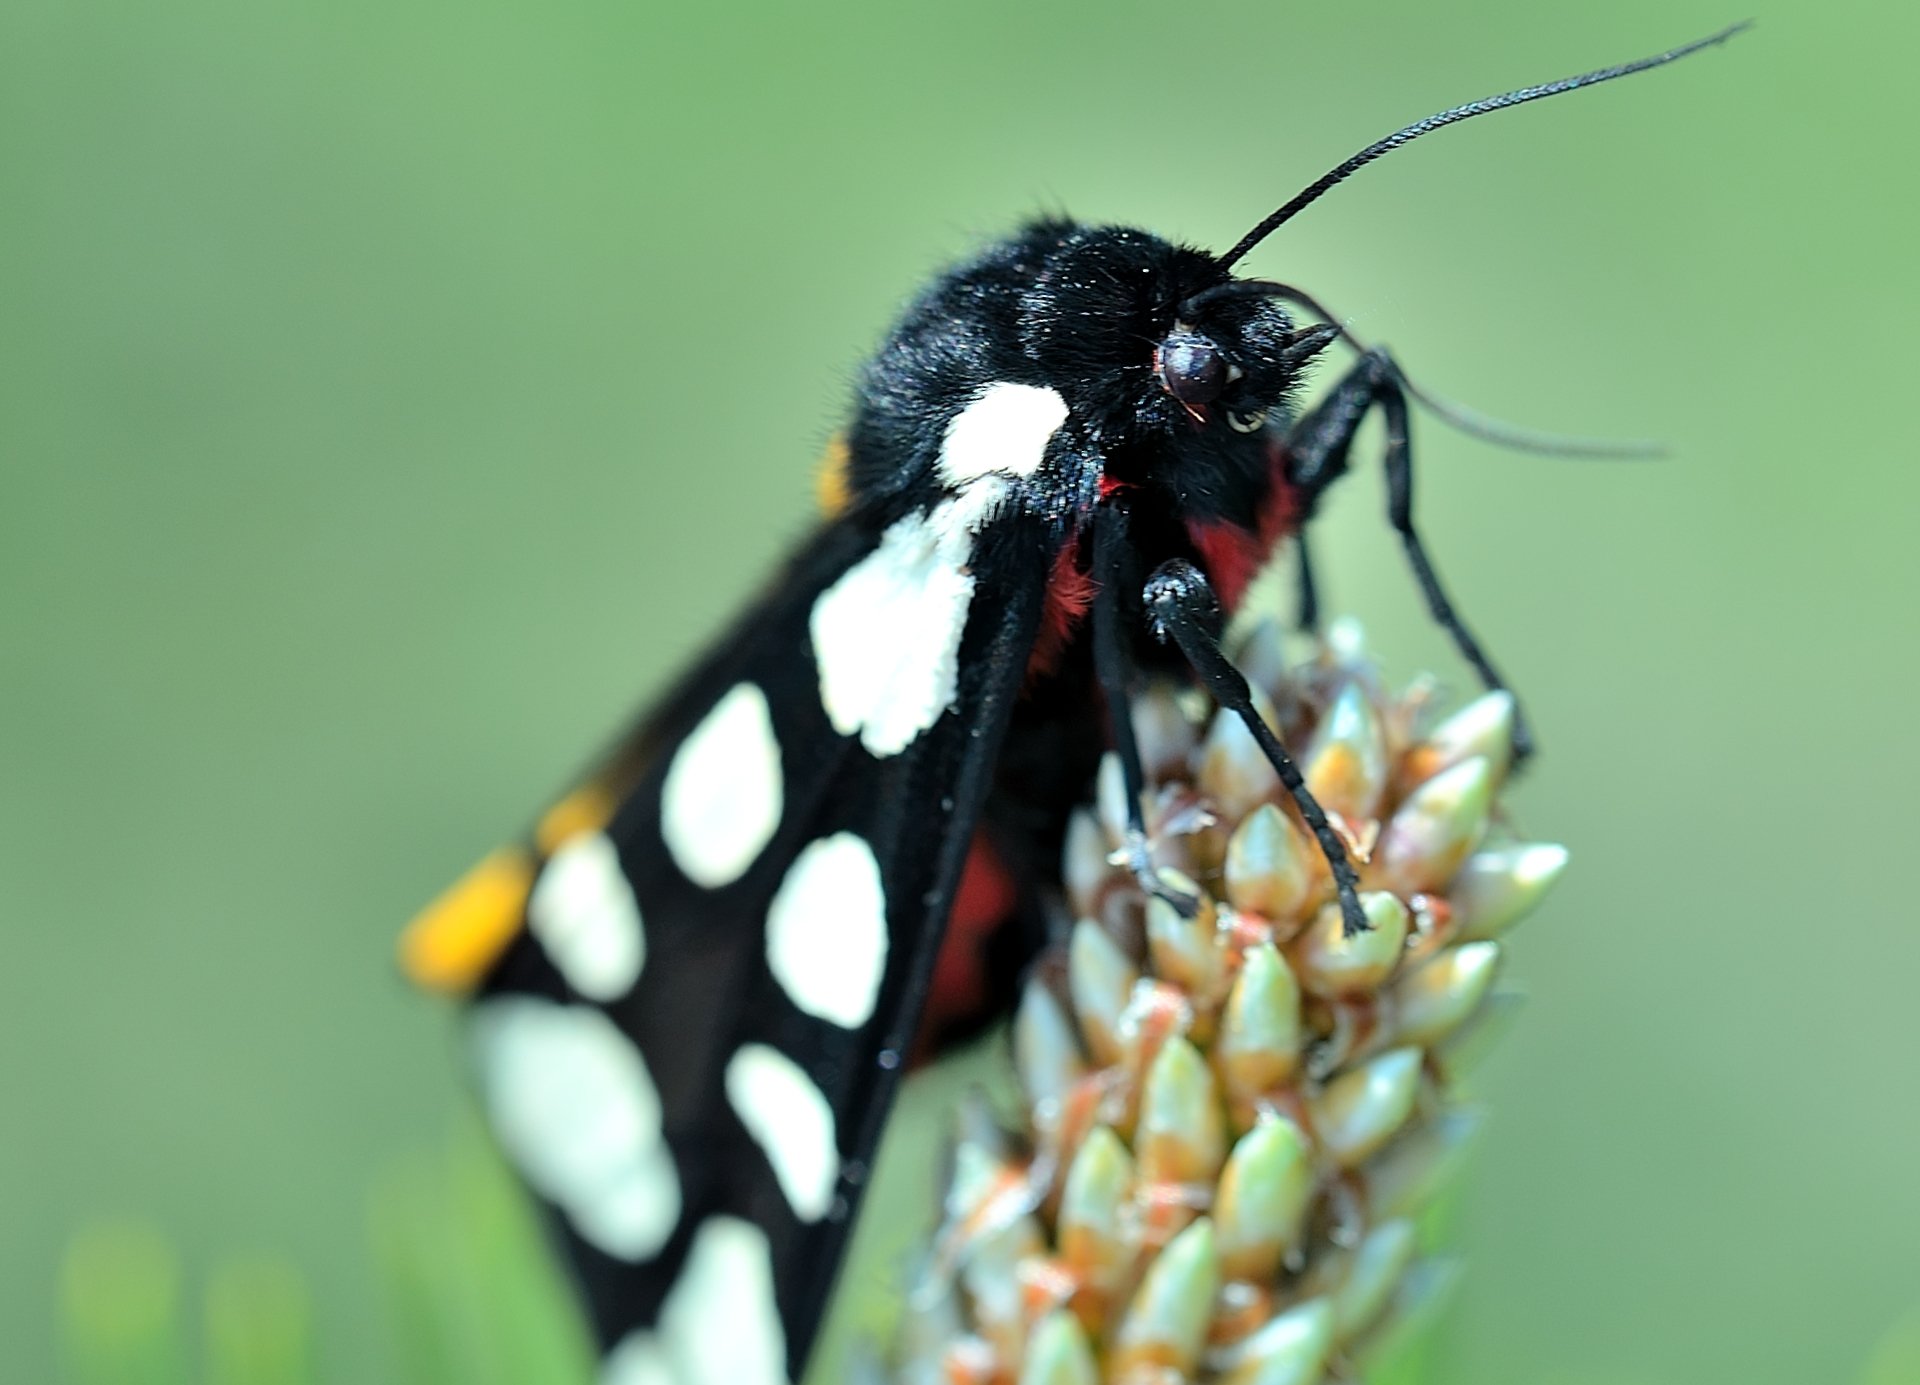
[401,26,1740,1385]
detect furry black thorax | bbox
[844,220,1324,536]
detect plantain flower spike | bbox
[892,618,1568,1385]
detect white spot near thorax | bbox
[470,998,680,1261]
[936,382,1069,487]
[765,832,888,1029]
[660,682,783,889]
[528,832,645,1001]
[725,1043,840,1222]
[658,1217,789,1385]
[809,484,1003,757]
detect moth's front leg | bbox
[1143,558,1370,937]
[1090,504,1201,916]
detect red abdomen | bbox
[1186,444,1304,612]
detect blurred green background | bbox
[5,0,1916,1381]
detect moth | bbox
[401,26,1740,1385]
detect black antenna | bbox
[1218,22,1750,270]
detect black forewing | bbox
[474,504,1051,1377]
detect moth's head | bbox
[1019,224,1336,446]
[1150,282,1342,439]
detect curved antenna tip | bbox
[1219,22,1754,270]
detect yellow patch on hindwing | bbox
[399,847,536,994]
[815,433,852,517]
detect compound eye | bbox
[1157,330,1229,406]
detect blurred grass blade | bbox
[371,1151,471,1385]
[447,1131,599,1384]
[1858,1310,1920,1385]
[369,1126,595,1385]
[204,1258,315,1385]
[60,1222,192,1385]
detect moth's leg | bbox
[1281,348,1383,496]
[1373,364,1535,762]
[1143,558,1370,937]
[1293,529,1321,635]
[1092,507,1201,915]
[1286,348,1535,763]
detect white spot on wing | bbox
[937,382,1069,487]
[659,1217,789,1385]
[573,1159,687,1261]
[603,1331,672,1385]
[810,485,1003,757]
[765,833,888,1029]
[471,998,680,1261]
[725,1044,840,1222]
[661,682,783,889]
[528,832,645,1001]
